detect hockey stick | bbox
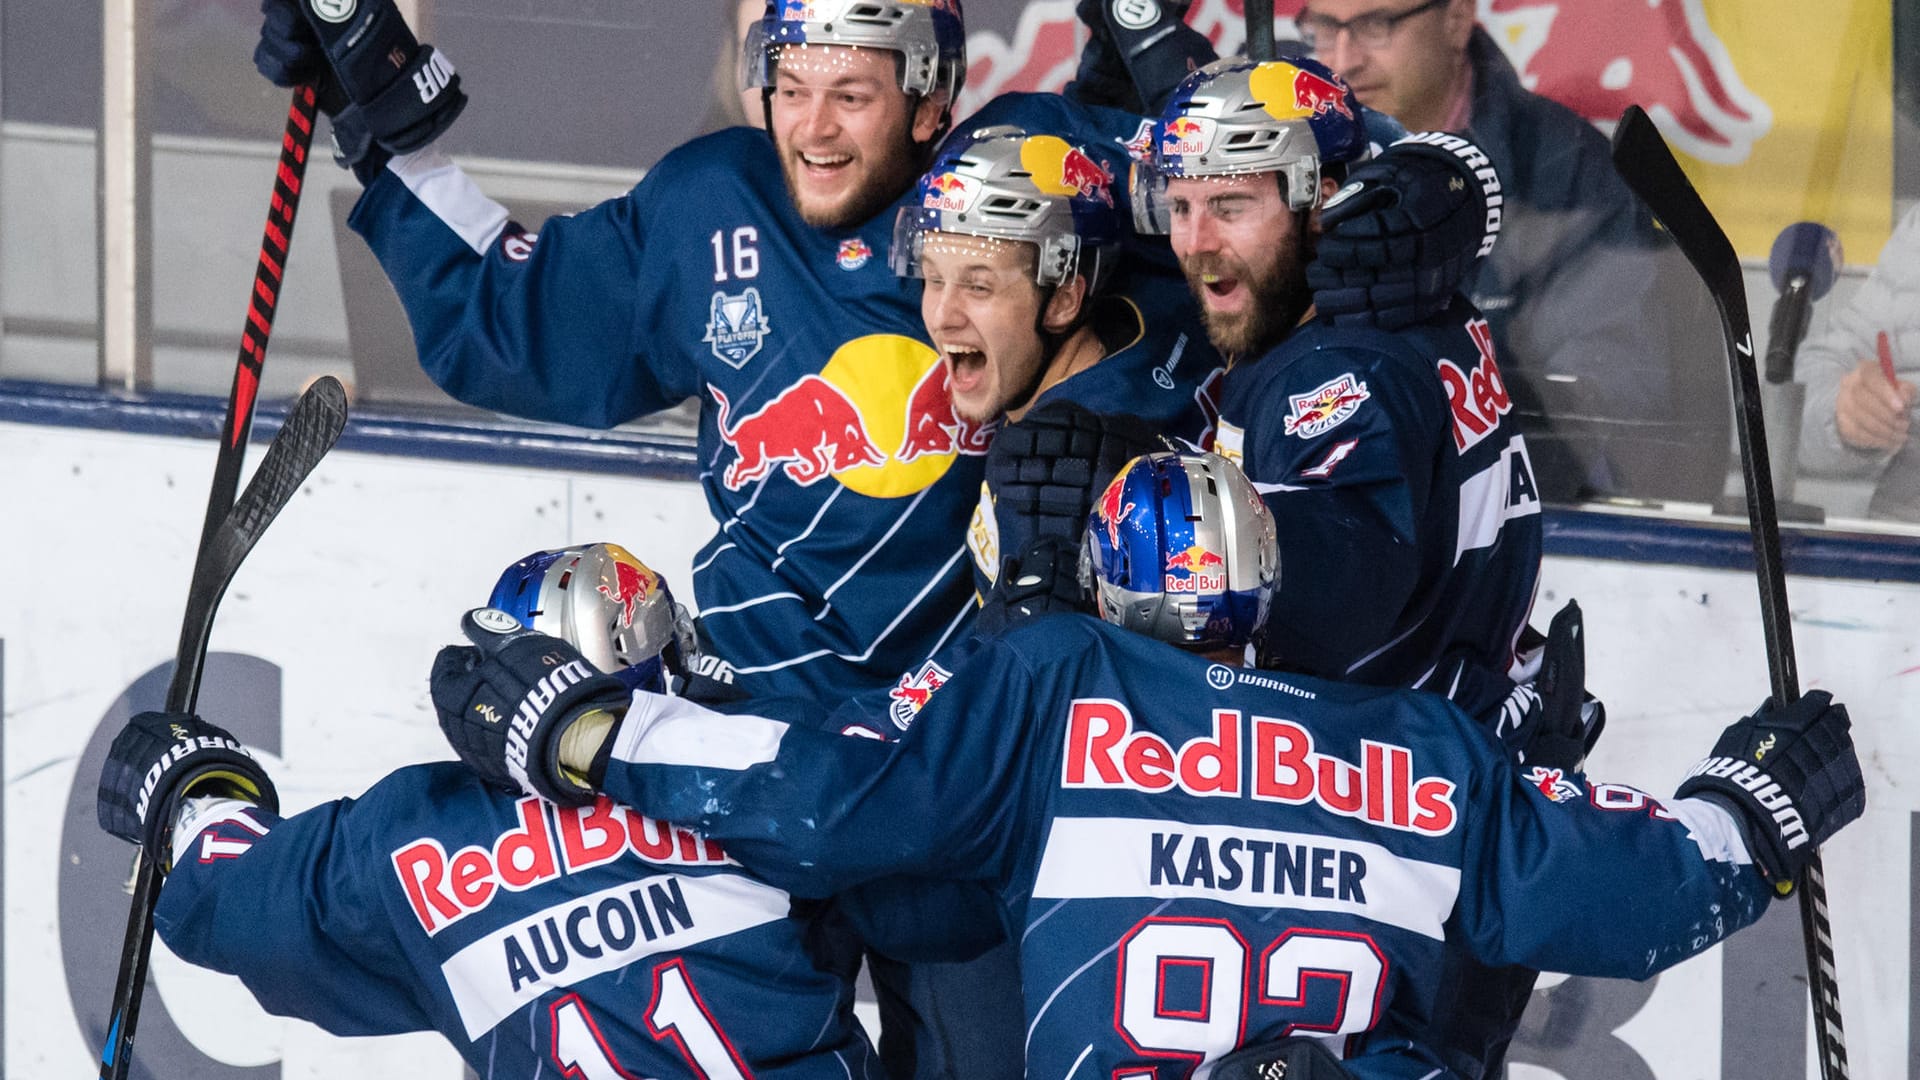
[1607,104,1848,1080]
[1245,0,1276,61]
[98,375,348,1080]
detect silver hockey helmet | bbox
[745,0,967,100]
[892,125,1123,289]
[1133,55,1369,233]
[1081,451,1278,650]
[487,543,693,693]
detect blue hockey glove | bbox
[1209,1036,1357,1080]
[1067,0,1212,114]
[254,0,466,175]
[976,535,1089,637]
[97,712,279,868]
[1491,599,1606,771]
[1675,690,1865,896]
[431,608,631,806]
[985,399,1166,550]
[1309,132,1502,330]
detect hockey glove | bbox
[430,608,632,806]
[1675,690,1866,896]
[1209,1035,1357,1080]
[1069,0,1212,115]
[1490,599,1606,772]
[976,535,1090,637]
[97,712,279,869]
[985,399,1166,552]
[1309,133,1501,330]
[255,0,467,175]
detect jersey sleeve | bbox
[153,796,436,1037]
[1235,341,1449,676]
[347,145,696,427]
[1454,765,1773,978]
[596,637,1048,898]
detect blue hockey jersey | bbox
[348,93,1165,705]
[592,615,1771,1079]
[1214,296,1542,716]
[154,766,879,1080]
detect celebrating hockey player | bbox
[428,449,1866,1079]
[93,551,884,1079]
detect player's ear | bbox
[910,91,950,145]
[1041,274,1090,333]
[1307,175,1344,236]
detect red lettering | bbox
[449,849,495,910]
[1253,719,1313,802]
[1363,743,1387,823]
[1124,735,1177,791]
[703,837,727,861]
[1412,779,1457,834]
[1317,756,1364,814]
[1064,700,1130,786]
[495,798,558,889]
[1178,710,1241,796]
[557,797,628,872]
[392,841,460,932]
[628,810,677,861]
[1388,745,1411,828]
[676,827,702,861]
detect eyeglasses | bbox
[1295,0,1449,51]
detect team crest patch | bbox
[837,237,873,271]
[1282,374,1370,438]
[704,288,772,369]
[887,661,952,731]
[1524,765,1583,803]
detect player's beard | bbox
[1182,233,1314,360]
[781,132,925,231]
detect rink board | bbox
[1,418,1915,1079]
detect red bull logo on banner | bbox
[1439,318,1512,453]
[1095,475,1136,550]
[1164,545,1227,594]
[1160,116,1215,159]
[1291,66,1354,120]
[709,336,986,499]
[887,660,953,730]
[595,557,656,630]
[1282,373,1370,439]
[923,172,979,213]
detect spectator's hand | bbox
[1835,358,1917,451]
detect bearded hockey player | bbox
[94,548,882,1079]
[430,450,1866,1080]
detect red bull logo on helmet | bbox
[923,172,979,213]
[1164,545,1227,593]
[1160,116,1215,159]
[1291,66,1354,121]
[1282,373,1370,439]
[596,558,657,630]
[1058,147,1115,206]
[1094,475,1136,551]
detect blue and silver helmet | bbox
[1082,451,1278,650]
[1133,55,1368,233]
[487,543,692,693]
[745,0,967,100]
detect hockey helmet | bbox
[1081,451,1278,650]
[892,125,1123,289]
[745,0,967,100]
[1132,55,1368,233]
[487,543,692,693]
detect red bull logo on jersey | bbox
[887,659,953,730]
[1291,66,1354,120]
[923,171,979,213]
[1440,319,1513,453]
[710,377,885,489]
[896,362,993,464]
[837,237,873,271]
[703,287,772,370]
[1062,700,1459,836]
[1160,116,1216,159]
[1165,545,1226,593]
[1282,373,1370,439]
[1524,766,1583,803]
[393,796,732,935]
[595,557,656,630]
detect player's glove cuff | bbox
[976,535,1090,637]
[1674,690,1865,895]
[97,712,280,868]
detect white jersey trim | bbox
[1454,439,1541,565]
[1665,796,1755,866]
[387,145,512,256]
[615,691,789,771]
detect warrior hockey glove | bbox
[254,0,467,176]
[1675,690,1866,896]
[985,400,1166,551]
[1490,600,1606,772]
[1067,0,1209,114]
[97,712,279,868]
[1209,1035,1357,1080]
[976,535,1090,637]
[431,608,631,806]
[1309,132,1502,330]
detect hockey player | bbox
[93,551,883,1079]
[1136,58,1539,719]
[250,0,1502,707]
[429,450,1865,1079]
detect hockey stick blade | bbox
[1245,0,1276,61]
[1607,104,1848,1080]
[101,375,346,1080]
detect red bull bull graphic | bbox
[896,362,994,464]
[1291,66,1354,120]
[1524,765,1583,803]
[595,559,656,630]
[923,172,979,213]
[1160,116,1215,159]
[1164,545,1227,593]
[1281,373,1371,439]
[887,660,953,730]
[1058,147,1115,206]
[1483,0,1770,164]
[709,377,886,490]
[1095,476,1136,551]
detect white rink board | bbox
[2,420,1915,1078]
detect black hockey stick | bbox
[99,375,347,1080]
[1608,104,1848,1080]
[1245,0,1276,61]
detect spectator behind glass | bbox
[1296,0,1733,505]
[1798,203,1920,522]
